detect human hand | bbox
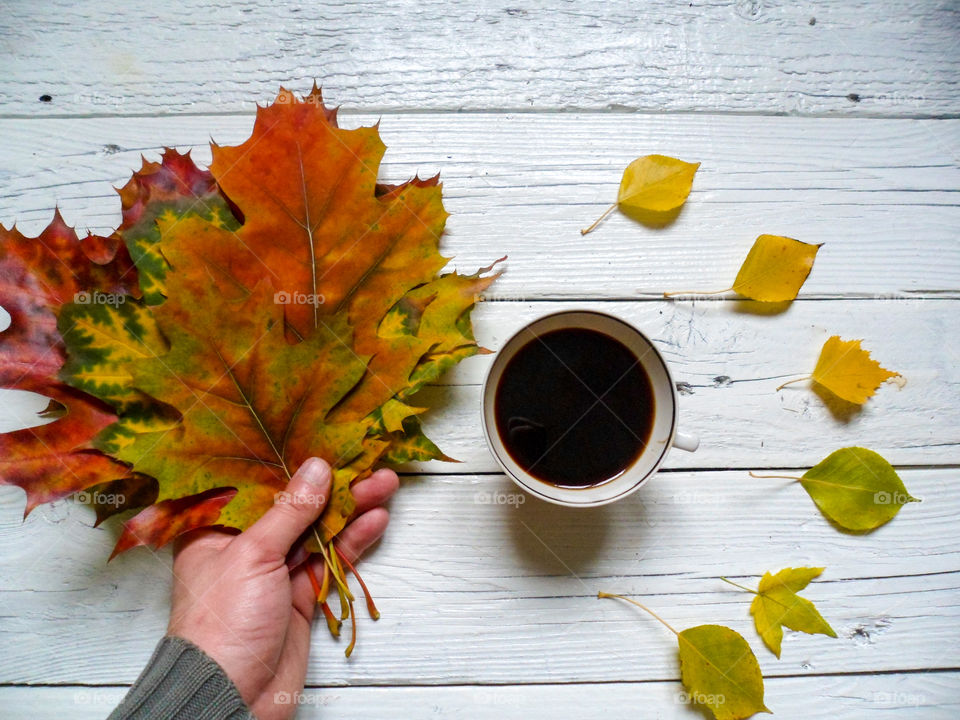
[167,458,399,720]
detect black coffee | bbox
[494,327,655,488]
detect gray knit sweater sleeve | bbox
[108,635,254,720]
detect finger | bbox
[336,507,390,564]
[241,457,331,561]
[349,468,400,517]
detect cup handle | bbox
[673,431,699,453]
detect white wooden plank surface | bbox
[413,298,959,472]
[1,469,956,686]
[1,0,957,118]
[3,298,955,468]
[2,672,958,720]
[0,115,958,299]
[2,1,959,715]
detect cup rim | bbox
[480,309,678,507]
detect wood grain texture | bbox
[0,469,955,686]
[1,0,957,118]
[2,298,954,468]
[0,114,958,298]
[2,672,958,720]
[1,3,958,712]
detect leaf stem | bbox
[304,562,323,599]
[320,600,341,637]
[749,470,803,482]
[318,558,331,603]
[580,203,617,235]
[336,544,380,620]
[720,577,758,594]
[598,591,678,635]
[312,526,353,600]
[662,287,732,299]
[344,597,358,658]
[775,376,811,391]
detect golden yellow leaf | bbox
[810,336,901,404]
[732,234,821,302]
[582,154,699,234]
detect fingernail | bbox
[301,457,330,488]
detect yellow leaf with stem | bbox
[664,234,820,302]
[732,235,820,302]
[722,568,837,658]
[599,592,769,720]
[778,336,901,404]
[582,155,699,234]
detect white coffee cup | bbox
[480,310,699,507]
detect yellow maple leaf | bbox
[582,154,699,234]
[778,336,902,404]
[724,568,837,658]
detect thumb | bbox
[243,457,331,560]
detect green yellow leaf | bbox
[58,298,167,406]
[381,416,456,465]
[799,447,919,531]
[748,567,837,657]
[582,154,699,234]
[679,625,770,720]
[810,336,901,404]
[599,592,768,720]
[113,274,370,534]
[732,235,821,302]
[116,149,239,305]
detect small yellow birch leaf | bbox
[732,235,821,302]
[582,154,699,234]
[748,567,837,657]
[811,336,901,404]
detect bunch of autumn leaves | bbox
[583,156,917,720]
[0,88,499,655]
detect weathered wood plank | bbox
[0,469,954,685]
[403,298,960,472]
[2,672,958,720]
[0,114,958,299]
[1,0,957,117]
[2,298,955,467]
